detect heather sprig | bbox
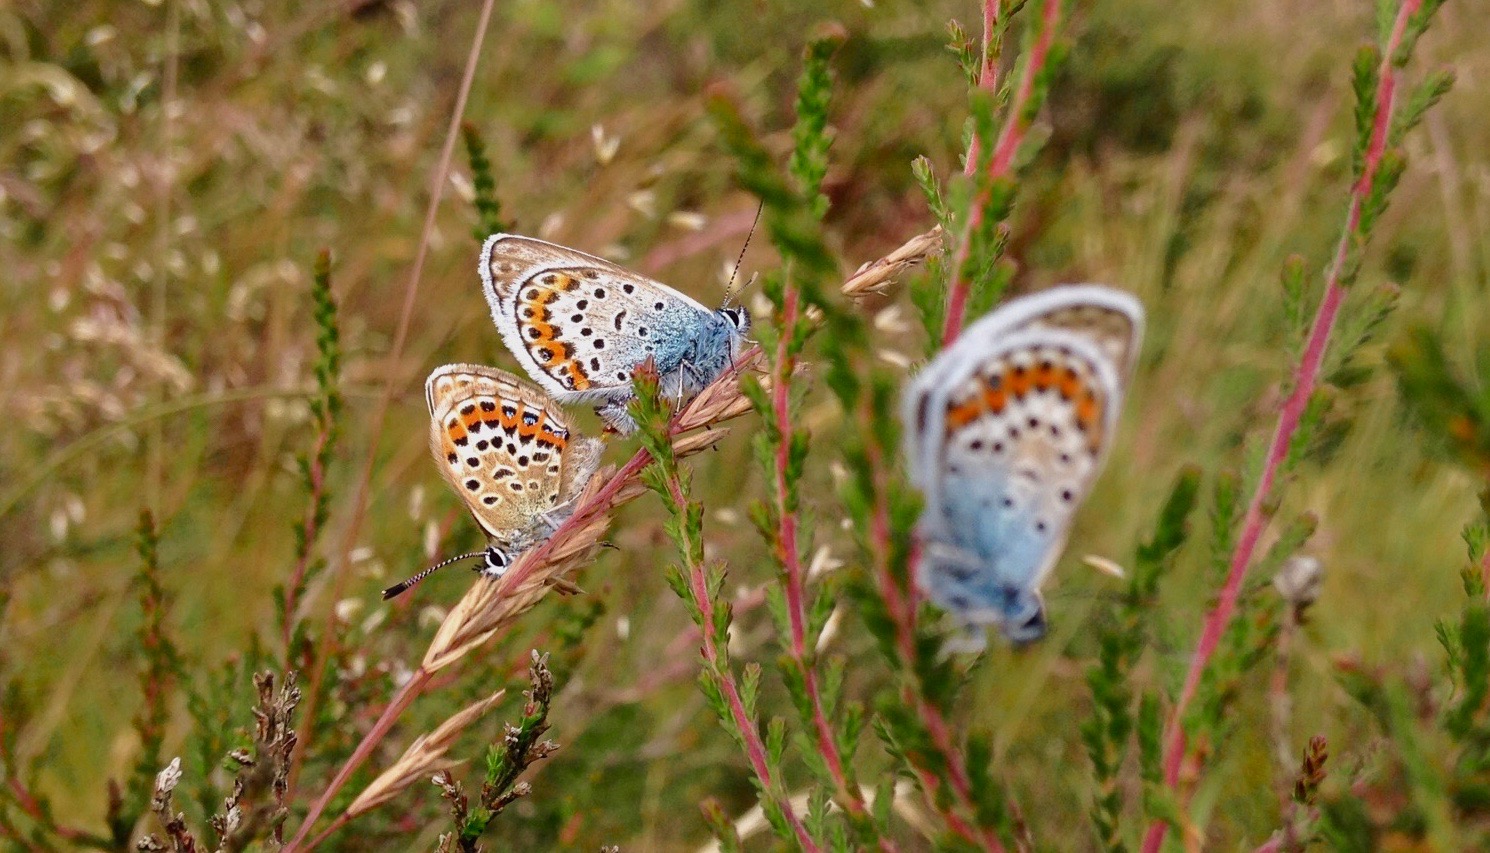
[937,0,1069,346]
[632,362,816,851]
[717,33,890,848]
[430,652,559,852]
[1082,467,1200,851]
[111,510,185,847]
[136,671,303,852]
[1370,330,1490,845]
[1258,735,1330,852]
[278,249,343,658]
[462,122,512,239]
[1146,2,1454,848]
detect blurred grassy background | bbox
[2,0,1488,848]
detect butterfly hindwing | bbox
[427,363,601,550]
[924,331,1119,608]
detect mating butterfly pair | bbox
[384,236,750,599]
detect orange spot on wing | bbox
[518,273,593,390]
[568,363,591,391]
[1032,361,1056,391]
[1058,367,1081,399]
[1075,389,1104,450]
[1008,366,1033,397]
[944,373,1010,433]
[945,399,982,431]
[983,388,1007,417]
[446,419,469,446]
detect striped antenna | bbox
[382,550,486,600]
[722,201,764,308]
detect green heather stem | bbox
[633,367,819,852]
[942,0,1062,345]
[281,249,341,655]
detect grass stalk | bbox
[291,0,498,801]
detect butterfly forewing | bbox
[426,363,585,546]
[481,235,717,399]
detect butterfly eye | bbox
[722,306,751,333]
[486,549,510,570]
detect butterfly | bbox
[382,363,603,599]
[479,234,751,433]
[901,285,1144,648]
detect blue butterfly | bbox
[902,285,1143,649]
[480,234,750,433]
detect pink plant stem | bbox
[1481,532,1490,600]
[660,475,819,853]
[865,438,1006,853]
[771,287,886,841]
[285,667,432,852]
[942,0,1061,346]
[1140,5,1418,851]
[962,0,1002,174]
[303,813,351,852]
[776,287,810,658]
[2,774,104,845]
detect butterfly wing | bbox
[993,284,1144,378]
[480,234,727,404]
[426,363,596,547]
[903,285,1142,639]
[931,329,1123,569]
[904,285,1142,510]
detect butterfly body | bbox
[383,363,603,599]
[902,285,1143,647]
[480,234,750,432]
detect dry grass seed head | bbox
[345,689,507,818]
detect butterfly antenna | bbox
[382,550,485,600]
[723,201,764,307]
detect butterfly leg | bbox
[595,399,639,435]
[677,359,714,405]
[672,364,688,408]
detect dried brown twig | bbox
[137,672,301,853]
